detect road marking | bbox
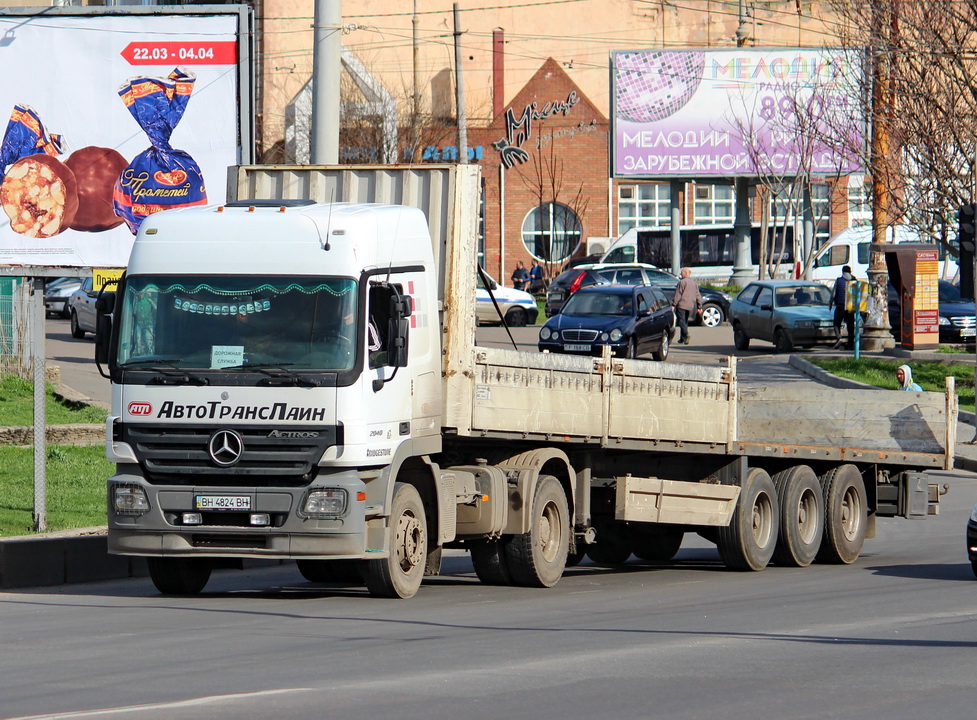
[5,688,311,720]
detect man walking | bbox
[671,267,702,345]
[829,265,856,350]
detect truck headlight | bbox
[302,488,348,518]
[114,485,150,516]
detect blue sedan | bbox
[538,284,675,360]
[729,280,836,352]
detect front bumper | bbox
[107,469,373,559]
[538,339,629,357]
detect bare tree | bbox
[509,126,591,284]
[829,1,977,249]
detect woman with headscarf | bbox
[896,364,922,391]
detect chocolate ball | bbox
[65,146,128,232]
[0,155,79,238]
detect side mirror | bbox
[489,279,497,290]
[387,294,413,368]
[638,309,651,317]
[95,291,115,314]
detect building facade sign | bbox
[493,91,581,168]
[611,48,863,179]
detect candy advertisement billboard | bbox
[612,48,864,179]
[0,8,250,267]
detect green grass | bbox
[807,356,976,413]
[0,375,107,425]
[0,445,110,536]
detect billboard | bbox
[0,6,253,268]
[612,48,863,179]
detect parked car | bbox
[67,277,97,339]
[545,262,731,327]
[729,280,835,352]
[44,277,83,318]
[538,283,675,360]
[888,280,976,344]
[476,270,538,327]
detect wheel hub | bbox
[397,512,425,570]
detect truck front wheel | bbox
[717,468,778,571]
[365,482,427,598]
[817,464,867,564]
[147,557,211,595]
[504,475,569,587]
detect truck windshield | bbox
[115,276,358,371]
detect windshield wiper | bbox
[223,362,321,387]
[119,357,209,386]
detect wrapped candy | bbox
[113,67,207,234]
[0,105,77,238]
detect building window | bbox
[617,183,670,235]
[522,202,582,263]
[692,183,735,224]
[848,175,871,227]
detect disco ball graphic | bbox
[615,51,706,123]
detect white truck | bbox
[99,164,956,598]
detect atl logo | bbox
[128,401,153,416]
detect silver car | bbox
[67,278,97,339]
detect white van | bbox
[809,225,959,283]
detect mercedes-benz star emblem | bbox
[208,429,244,467]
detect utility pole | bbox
[730,0,753,286]
[453,3,468,164]
[310,0,341,164]
[862,0,896,351]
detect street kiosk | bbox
[872,242,940,350]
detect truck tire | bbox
[629,526,684,563]
[470,539,514,585]
[585,519,632,566]
[717,468,778,571]
[504,475,570,587]
[147,557,211,595]
[771,465,824,567]
[365,482,427,598]
[296,559,364,584]
[817,464,867,564]
[566,546,587,567]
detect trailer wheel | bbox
[470,539,514,585]
[566,546,587,567]
[504,475,570,587]
[717,468,778,571]
[817,464,867,564]
[585,520,632,566]
[147,558,211,595]
[771,465,824,567]
[297,560,364,584]
[630,527,684,563]
[365,482,427,598]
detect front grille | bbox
[951,316,976,329]
[123,424,339,485]
[562,329,599,342]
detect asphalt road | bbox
[2,468,975,720]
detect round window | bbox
[521,202,582,263]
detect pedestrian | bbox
[671,267,702,345]
[511,260,529,291]
[896,364,923,392]
[829,265,856,350]
[528,259,546,294]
